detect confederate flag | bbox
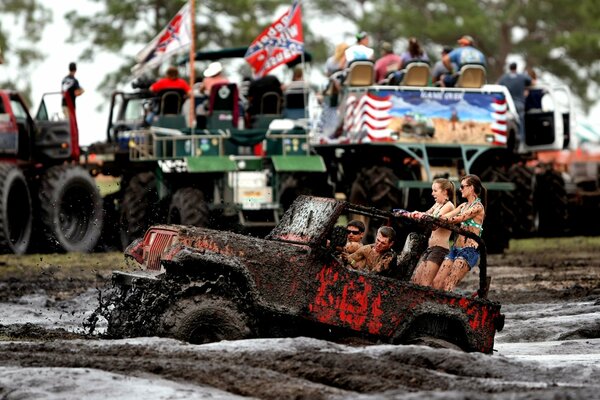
[244,0,304,78]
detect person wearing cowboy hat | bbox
[199,61,229,96]
[441,35,486,87]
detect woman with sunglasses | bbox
[433,174,487,291]
[400,178,456,287]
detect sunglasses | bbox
[347,229,363,235]
[460,184,471,189]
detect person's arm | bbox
[347,244,367,267]
[443,203,484,225]
[442,53,453,72]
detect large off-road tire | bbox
[0,163,32,254]
[119,172,159,249]
[38,165,103,253]
[279,172,334,211]
[534,166,569,237]
[349,166,401,210]
[168,187,210,227]
[479,166,514,254]
[399,314,468,351]
[162,295,252,344]
[508,164,536,237]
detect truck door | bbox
[34,92,74,161]
[522,85,571,152]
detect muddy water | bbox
[0,249,599,399]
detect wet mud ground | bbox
[0,238,599,399]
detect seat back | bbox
[260,91,282,114]
[283,88,308,119]
[346,61,375,86]
[456,65,486,88]
[400,62,431,86]
[157,90,185,114]
[207,83,239,129]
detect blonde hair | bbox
[334,43,349,63]
[433,178,456,205]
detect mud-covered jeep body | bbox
[108,195,504,353]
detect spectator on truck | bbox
[431,47,454,86]
[396,178,456,287]
[61,62,84,117]
[374,41,402,83]
[344,31,375,66]
[399,37,429,69]
[441,35,486,87]
[498,62,532,143]
[345,226,397,274]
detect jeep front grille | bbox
[145,231,175,271]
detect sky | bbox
[28,3,600,147]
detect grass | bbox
[507,236,600,253]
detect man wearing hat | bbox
[374,41,402,83]
[199,61,229,96]
[344,31,375,67]
[441,35,486,87]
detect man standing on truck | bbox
[441,35,486,87]
[345,226,396,274]
[498,62,532,143]
[61,62,84,117]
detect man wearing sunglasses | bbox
[344,220,366,255]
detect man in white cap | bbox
[441,35,486,87]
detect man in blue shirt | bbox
[498,62,532,143]
[441,35,486,87]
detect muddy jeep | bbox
[106,195,504,353]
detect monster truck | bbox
[101,195,504,353]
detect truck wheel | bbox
[479,166,513,254]
[39,165,103,253]
[120,172,159,249]
[168,187,210,227]
[508,164,536,237]
[163,296,252,344]
[349,166,401,210]
[279,173,334,211]
[399,314,468,351]
[535,166,569,236]
[0,163,32,254]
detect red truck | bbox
[105,195,504,353]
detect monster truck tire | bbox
[168,187,210,227]
[38,165,103,253]
[534,167,568,237]
[0,163,32,254]
[508,164,536,237]
[479,166,514,254]
[279,172,334,211]
[163,296,252,344]
[399,314,469,351]
[349,166,401,210]
[120,172,159,249]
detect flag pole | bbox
[189,0,196,131]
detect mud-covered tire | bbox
[38,165,103,253]
[0,163,32,254]
[534,166,569,236]
[120,172,159,249]
[279,172,334,211]
[162,296,251,344]
[479,166,514,254]
[508,164,536,237]
[349,166,401,210]
[168,187,210,227]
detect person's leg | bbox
[440,258,470,291]
[432,258,454,289]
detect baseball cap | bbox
[381,42,393,53]
[457,35,474,45]
[356,31,368,41]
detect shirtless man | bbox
[401,178,456,287]
[346,226,396,274]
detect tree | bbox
[0,0,52,100]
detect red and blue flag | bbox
[245,0,304,78]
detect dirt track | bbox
[0,238,599,399]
